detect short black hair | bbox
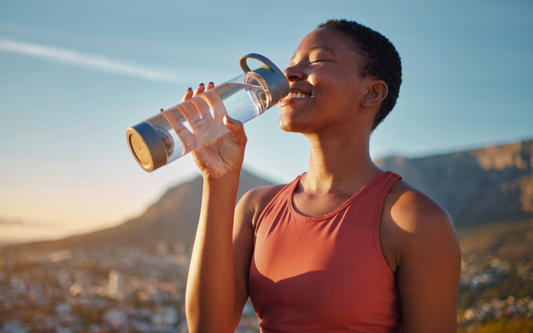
[317,19,402,130]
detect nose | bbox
[283,63,306,82]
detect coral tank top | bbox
[248,171,403,333]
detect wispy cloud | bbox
[0,216,40,227]
[0,38,180,82]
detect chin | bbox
[278,121,294,133]
[278,115,299,133]
[278,117,311,134]
[279,108,306,132]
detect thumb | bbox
[223,115,247,145]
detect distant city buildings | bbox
[156,241,168,255]
[0,245,260,332]
[108,269,124,299]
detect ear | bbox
[360,80,388,108]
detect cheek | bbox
[312,72,343,95]
[313,83,346,110]
[317,78,361,108]
[313,86,362,124]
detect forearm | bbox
[185,172,241,332]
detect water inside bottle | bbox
[216,82,270,122]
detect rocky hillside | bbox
[6,169,271,254]
[375,140,532,227]
[456,220,532,261]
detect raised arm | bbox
[184,82,252,332]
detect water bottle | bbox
[126,53,289,172]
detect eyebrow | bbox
[290,44,336,61]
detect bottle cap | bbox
[126,122,169,172]
[239,54,289,106]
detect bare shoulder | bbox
[236,184,287,228]
[386,179,454,235]
[381,179,460,271]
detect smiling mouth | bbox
[280,91,312,106]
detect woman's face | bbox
[279,28,370,134]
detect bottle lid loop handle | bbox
[240,53,284,77]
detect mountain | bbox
[5,169,271,254]
[375,140,532,228]
[4,140,532,254]
[456,219,532,262]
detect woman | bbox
[184,19,461,333]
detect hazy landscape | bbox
[0,140,531,332]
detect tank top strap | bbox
[380,171,402,196]
[357,171,402,202]
[371,171,402,275]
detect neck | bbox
[302,125,382,194]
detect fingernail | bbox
[188,87,192,91]
[224,115,235,124]
[208,82,214,86]
[199,83,204,86]
[160,108,164,112]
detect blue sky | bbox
[0,0,531,242]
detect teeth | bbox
[289,92,309,99]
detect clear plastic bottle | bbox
[126,54,289,172]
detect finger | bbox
[161,109,195,155]
[199,89,227,119]
[181,87,193,103]
[178,101,202,127]
[189,96,212,119]
[193,83,205,97]
[223,115,247,145]
[206,82,215,91]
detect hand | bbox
[181,82,247,180]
